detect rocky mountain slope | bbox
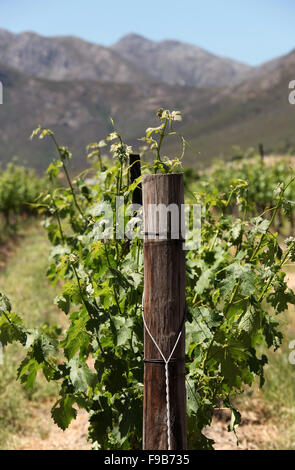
[0,29,252,87]
[0,29,294,171]
[0,29,148,83]
[111,33,252,87]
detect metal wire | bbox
[141,292,184,450]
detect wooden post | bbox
[129,154,142,206]
[259,143,264,162]
[142,173,187,450]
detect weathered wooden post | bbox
[259,143,264,162]
[142,173,187,450]
[129,154,142,206]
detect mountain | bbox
[250,47,295,85]
[178,48,295,162]
[0,50,294,172]
[0,29,148,83]
[0,29,252,87]
[111,33,252,87]
[0,29,294,172]
[0,61,214,171]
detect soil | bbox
[11,401,91,450]
[11,403,277,450]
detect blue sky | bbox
[0,0,294,65]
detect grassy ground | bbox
[0,221,60,449]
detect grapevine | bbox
[1,110,295,449]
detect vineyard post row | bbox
[141,170,187,450]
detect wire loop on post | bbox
[142,292,185,450]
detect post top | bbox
[142,173,184,183]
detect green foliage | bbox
[139,108,187,173]
[184,176,295,446]
[1,110,295,450]
[0,162,46,232]
[190,157,295,234]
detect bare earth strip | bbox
[11,401,91,450]
[13,406,277,450]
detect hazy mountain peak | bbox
[0,27,254,87]
[112,32,252,87]
[0,28,147,83]
[116,33,153,43]
[2,27,293,91]
[0,28,294,172]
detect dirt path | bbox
[11,401,91,450]
[204,409,278,450]
[12,402,277,450]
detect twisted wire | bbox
[141,292,184,450]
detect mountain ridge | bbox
[0,28,294,171]
[0,28,253,87]
[0,28,150,83]
[111,32,252,87]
